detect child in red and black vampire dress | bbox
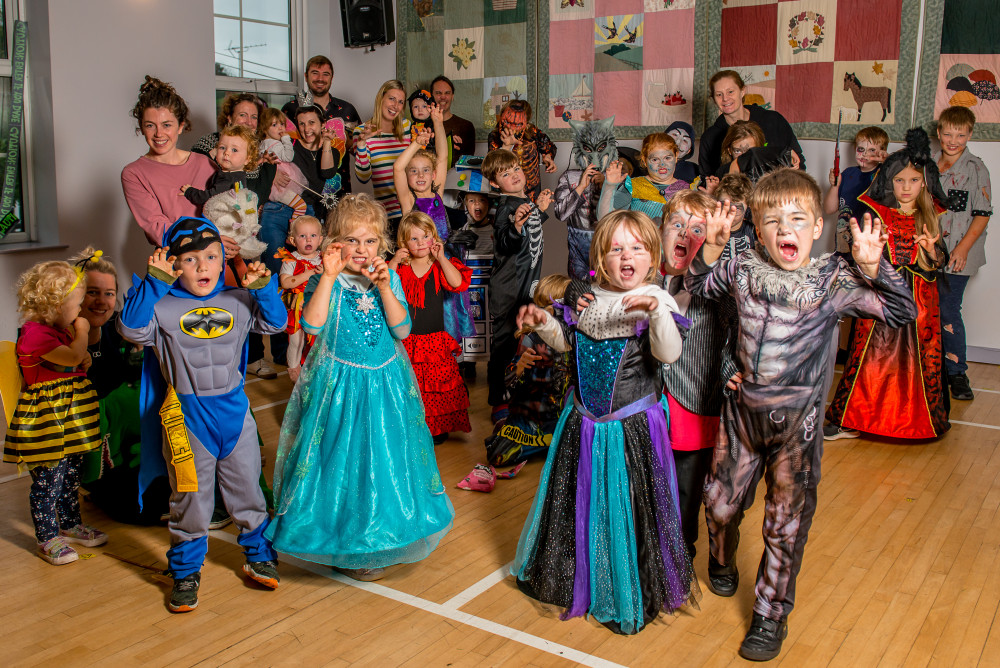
[826,129,951,441]
[389,210,473,444]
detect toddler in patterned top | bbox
[259,107,309,225]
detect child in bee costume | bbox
[118,216,288,612]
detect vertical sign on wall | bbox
[0,20,27,239]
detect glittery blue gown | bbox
[265,272,454,569]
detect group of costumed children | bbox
[3,96,990,664]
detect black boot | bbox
[739,613,788,661]
[707,554,739,597]
[949,373,974,401]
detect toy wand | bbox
[833,107,843,182]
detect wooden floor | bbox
[2,361,999,667]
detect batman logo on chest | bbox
[180,307,234,339]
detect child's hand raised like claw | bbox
[705,200,737,248]
[849,213,888,276]
[914,231,941,260]
[515,303,549,331]
[414,126,433,147]
[363,257,391,290]
[322,242,349,276]
[605,160,626,185]
[576,292,595,313]
[536,189,554,211]
[622,294,658,313]
[148,247,181,278]
[242,261,271,287]
[430,241,446,262]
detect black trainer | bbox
[243,560,280,589]
[739,613,788,661]
[169,572,201,613]
[949,373,974,401]
[707,555,739,597]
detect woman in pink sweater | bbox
[121,76,226,251]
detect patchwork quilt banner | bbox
[539,0,712,141]
[397,0,537,141]
[706,0,922,141]
[916,0,1000,139]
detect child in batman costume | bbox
[118,217,287,612]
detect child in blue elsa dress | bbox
[265,193,454,581]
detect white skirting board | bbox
[968,347,1000,365]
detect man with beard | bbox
[431,75,476,167]
[282,55,360,194]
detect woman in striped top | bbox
[353,80,411,229]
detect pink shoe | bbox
[457,464,497,492]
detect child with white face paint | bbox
[665,121,701,185]
[599,133,691,223]
[511,209,695,635]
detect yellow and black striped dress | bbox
[3,321,100,470]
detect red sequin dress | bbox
[827,195,950,439]
[397,258,473,435]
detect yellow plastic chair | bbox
[0,340,22,437]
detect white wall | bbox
[0,0,217,341]
[4,0,997,358]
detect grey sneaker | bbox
[247,359,277,379]
[208,507,232,530]
[335,566,386,581]
[169,572,201,612]
[243,560,280,589]
[823,423,859,441]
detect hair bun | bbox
[904,128,932,166]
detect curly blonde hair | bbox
[217,124,261,169]
[326,193,393,256]
[589,210,662,287]
[16,261,80,325]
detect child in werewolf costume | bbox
[686,169,917,661]
[553,116,619,280]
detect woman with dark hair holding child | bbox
[698,70,805,180]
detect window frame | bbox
[213,0,304,98]
[0,0,34,246]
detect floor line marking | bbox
[245,370,288,386]
[251,398,290,411]
[210,532,624,668]
[950,420,1000,432]
[441,562,512,611]
[0,472,22,484]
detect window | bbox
[0,0,28,245]
[214,1,302,98]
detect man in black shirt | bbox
[282,55,360,194]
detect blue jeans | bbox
[938,273,970,376]
[259,201,314,275]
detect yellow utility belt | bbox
[160,386,198,492]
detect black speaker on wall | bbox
[340,0,395,49]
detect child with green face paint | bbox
[599,133,691,224]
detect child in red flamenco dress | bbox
[827,129,951,440]
[389,211,472,443]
